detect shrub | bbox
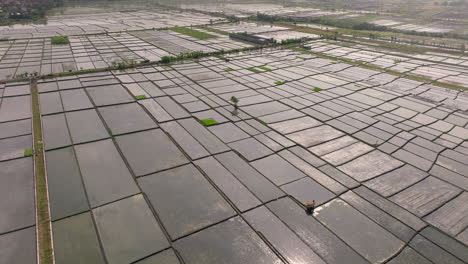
[230,96,239,109]
[24,149,33,157]
[160,56,172,64]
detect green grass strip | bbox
[313,87,322,92]
[170,27,216,40]
[31,78,53,264]
[224,68,234,72]
[135,95,147,100]
[275,81,286,85]
[247,67,261,73]
[259,66,272,71]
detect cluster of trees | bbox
[0,0,62,22]
[434,0,468,6]
[256,13,387,31]
[351,22,387,31]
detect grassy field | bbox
[200,119,218,126]
[170,27,216,40]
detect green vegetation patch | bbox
[293,28,336,39]
[336,28,396,38]
[224,68,234,72]
[246,67,261,73]
[170,27,216,40]
[160,51,205,64]
[432,81,468,91]
[51,36,69,45]
[296,56,305,60]
[56,68,103,78]
[24,149,33,157]
[259,66,272,71]
[254,117,269,128]
[313,87,322,92]
[195,26,229,35]
[275,81,286,85]
[200,119,218,126]
[112,59,137,69]
[135,95,147,100]
[160,56,172,64]
[375,42,431,54]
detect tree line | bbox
[0,0,63,23]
